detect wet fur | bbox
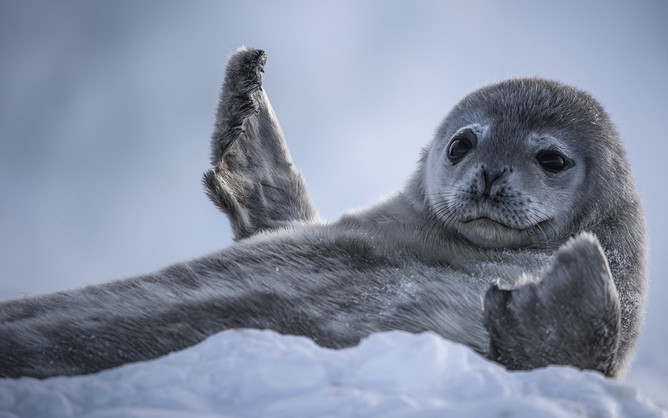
[0,47,647,379]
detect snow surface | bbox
[0,330,665,418]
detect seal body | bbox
[0,48,647,379]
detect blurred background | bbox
[0,0,666,407]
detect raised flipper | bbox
[483,232,622,377]
[203,47,319,240]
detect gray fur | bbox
[0,47,646,380]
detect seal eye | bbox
[537,150,570,173]
[447,129,476,164]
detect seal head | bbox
[422,79,626,249]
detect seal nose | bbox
[476,166,508,200]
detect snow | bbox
[0,330,665,418]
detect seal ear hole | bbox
[536,150,572,173]
[447,128,477,164]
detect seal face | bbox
[424,81,596,249]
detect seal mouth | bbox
[462,217,526,231]
[458,216,545,248]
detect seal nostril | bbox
[481,168,507,198]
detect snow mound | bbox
[0,330,665,417]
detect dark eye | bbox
[537,150,571,173]
[447,129,477,164]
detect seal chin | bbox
[459,218,533,248]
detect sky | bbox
[0,0,666,406]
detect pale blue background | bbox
[1,0,666,407]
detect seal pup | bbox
[0,47,647,379]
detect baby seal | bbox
[0,47,647,379]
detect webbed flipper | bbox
[203,47,318,240]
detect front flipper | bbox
[203,47,319,240]
[483,232,622,377]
